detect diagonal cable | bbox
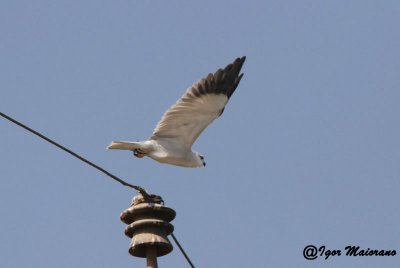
[0,111,150,198]
[171,233,195,268]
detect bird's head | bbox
[198,154,206,167]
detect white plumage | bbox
[107,56,246,167]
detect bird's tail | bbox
[107,141,143,151]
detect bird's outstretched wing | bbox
[150,56,246,148]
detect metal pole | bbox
[146,246,158,268]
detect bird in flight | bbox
[107,56,246,167]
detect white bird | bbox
[107,56,246,167]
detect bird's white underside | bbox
[152,93,228,148]
[107,56,245,167]
[107,94,227,167]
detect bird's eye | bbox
[199,155,204,160]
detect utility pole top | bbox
[120,194,176,267]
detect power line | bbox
[0,112,150,198]
[171,233,195,268]
[1,111,195,267]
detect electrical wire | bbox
[0,112,150,198]
[1,111,195,268]
[171,233,195,268]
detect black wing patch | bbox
[189,56,246,100]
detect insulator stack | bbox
[120,194,176,267]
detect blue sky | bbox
[1,1,399,267]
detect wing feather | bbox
[150,56,246,148]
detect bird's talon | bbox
[134,149,146,158]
